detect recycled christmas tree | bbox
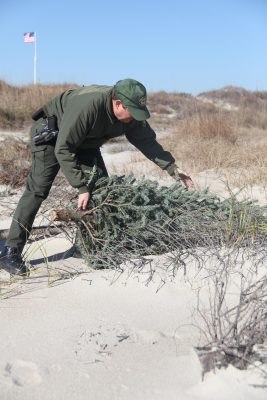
[51,175,267,269]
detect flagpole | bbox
[34,32,37,84]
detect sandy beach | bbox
[0,139,266,400]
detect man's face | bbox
[112,100,134,123]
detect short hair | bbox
[111,88,119,100]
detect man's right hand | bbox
[78,192,90,210]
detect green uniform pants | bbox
[6,119,108,252]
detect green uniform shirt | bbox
[43,85,176,192]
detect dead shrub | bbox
[0,139,30,187]
[161,118,267,186]
[235,107,267,130]
[175,109,237,143]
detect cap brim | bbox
[127,105,150,121]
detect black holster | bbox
[32,110,59,146]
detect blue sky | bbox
[1,0,266,94]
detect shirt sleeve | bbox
[55,99,94,193]
[125,121,177,175]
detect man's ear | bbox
[115,100,122,108]
[112,99,122,111]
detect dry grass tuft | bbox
[176,109,237,143]
[0,80,78,130]
[0,139,30,187]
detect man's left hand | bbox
[178,170,194,189]
[174,168,195,189]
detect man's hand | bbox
[78,192,90,210]
[173,168,195,189]
[178,170,194,189]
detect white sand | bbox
[0,142,266,399]
[1,240,266,400]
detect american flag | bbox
[24,32,35,43]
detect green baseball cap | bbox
[114,79,150,121]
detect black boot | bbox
[0,246,27,275]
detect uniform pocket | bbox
[30,145,59,191]
[31,147,47,176]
